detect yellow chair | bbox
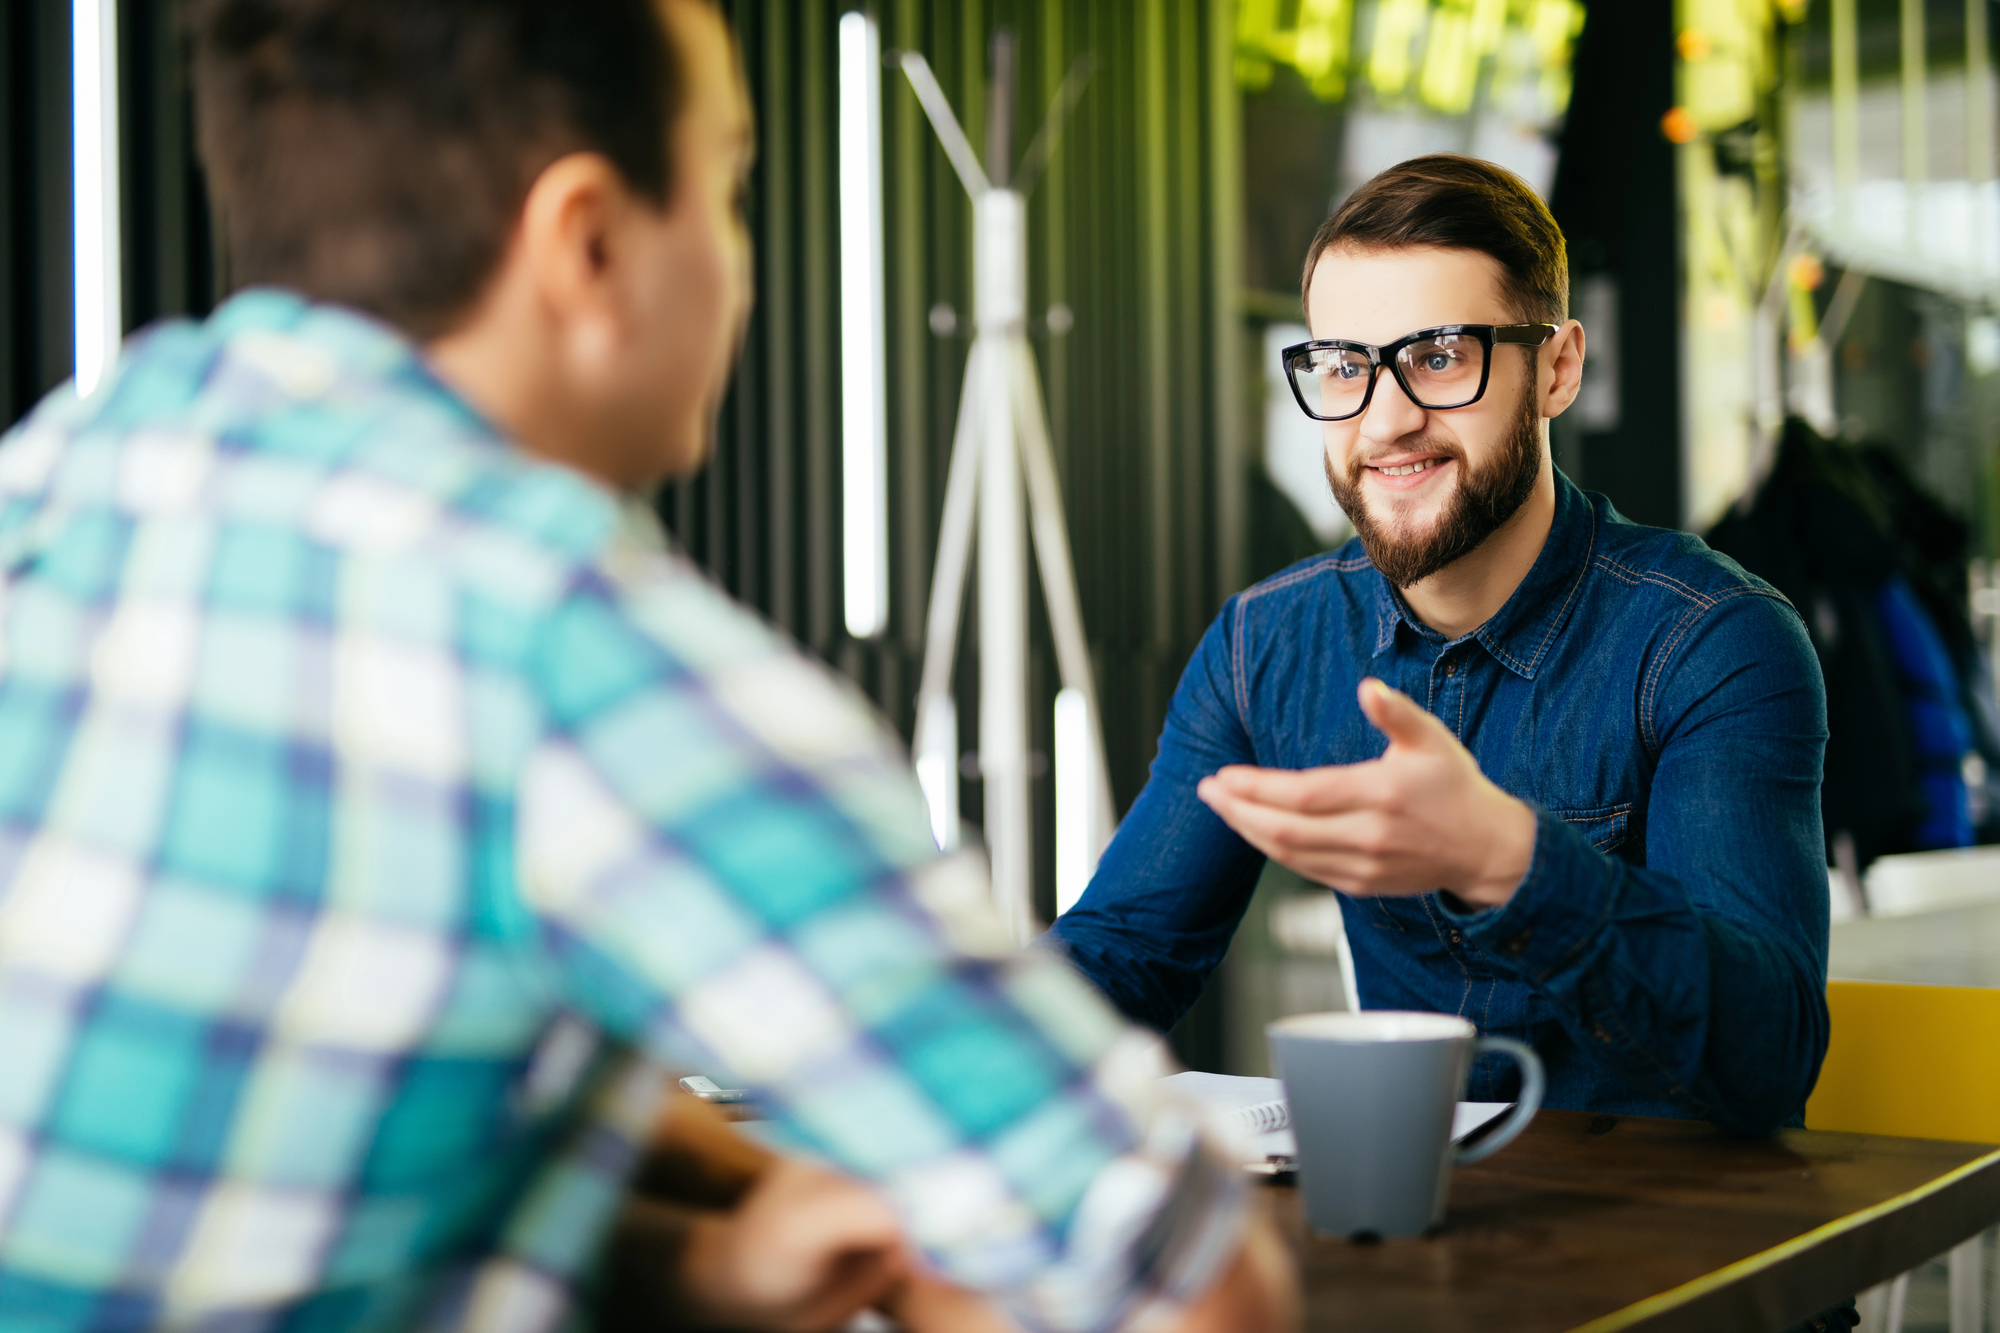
[1807,980,2000,1143]
[1807,981,2000,1333]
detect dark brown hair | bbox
[1301,155,1568,326]
[188,0,686,337]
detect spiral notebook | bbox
[1161,1070,1508,1161]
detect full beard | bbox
[1323,370,1544,589]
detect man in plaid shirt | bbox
[0,1,1294,1330]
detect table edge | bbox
[1565,1143,2000,1332]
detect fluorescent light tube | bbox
[1055,686,1093,915]
[73,0,120,398]
[838,11,888,639]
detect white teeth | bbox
[1378,459,1441,477]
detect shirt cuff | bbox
[1439,805,1619,984]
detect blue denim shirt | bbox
[1050,474,1831,1135]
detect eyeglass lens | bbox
[1290,332,1488,419]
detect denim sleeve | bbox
[1047,599,1269,1033]
[1444,589,1831,1135]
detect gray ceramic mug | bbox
[1268,1011,1544,1239]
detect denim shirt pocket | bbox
[1552,803,1632,854]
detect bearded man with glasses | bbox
[1050,155,1831,1138]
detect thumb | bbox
[1357,677,1446,749]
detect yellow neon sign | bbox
[1237,0,1585,119]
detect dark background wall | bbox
[5,0,78,419]
[4,0,221,424]
[121,0,219,337]
[1548,0,1681,530]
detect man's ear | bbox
[515,152,636,370]
[1539,318,1586,420]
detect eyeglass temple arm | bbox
[1493,323,1560,345]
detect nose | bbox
[1356,363,1427,448]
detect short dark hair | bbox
[1301,155,1568,327]
[188,0,685,337]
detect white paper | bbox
[1161,1070,1512,1161]
[1452,1101,1512,1142]
[1162,1071,1285,1117]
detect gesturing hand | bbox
[1195,678,1535,909]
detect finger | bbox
[1196,785,1293,854]
[1200,791,1435,890]
[1358,677,1451,750]
[1200,786,1383,856]
[886,1271,1026,1333]
[774,1162,903,1240]
[1201,762,1378,815]
[791,1190,902,1251]
[791,1251,907,1332]
[1249,838,1437,897]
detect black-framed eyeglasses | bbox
[1281,324,1558,422]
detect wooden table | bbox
[1274,1108,2000,1332]
[1830,899,2000,987]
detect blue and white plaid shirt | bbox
[0,292,1241,1332]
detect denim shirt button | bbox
[1443,659,1457,677]
[1447,928,1464,947]
[1501,930,1531,958]
[1592,1024,1613,1043]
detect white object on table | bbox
[1161,1070,1511,1162]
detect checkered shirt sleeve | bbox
[516,512,1246,1332]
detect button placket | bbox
[1430,648,1466,733]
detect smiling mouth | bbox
[1371,458,1448,477]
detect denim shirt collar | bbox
[1371,470,1598,679]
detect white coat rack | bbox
[899,43,1113,943]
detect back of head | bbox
[1302,154,1568,326]
[189,0,681,339]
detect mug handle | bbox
[1454,1036,1545,1165]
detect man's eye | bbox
[1418,352,1455,372]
